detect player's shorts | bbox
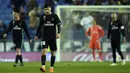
[13,39,22,49]
[41,39,57,51]
[89,39,101,50]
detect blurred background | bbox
[0,0,130,62]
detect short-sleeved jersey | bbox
[36,13,61,40]
[86,25,104,40]
[6,20,30,40]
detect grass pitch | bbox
[0,62,129,73]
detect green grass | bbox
[0,62,129,73]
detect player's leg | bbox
[50,51,56,68]
[110,40,117,66]
[40,40,48,72]
[14,49,19,67]
[92,49,96,62]
[13,39,23,67]
[13,40,19,67]
[18,39,24,66]
[116,41,125,65]
[49,51,56,72]
[14,48,22,67]
[41,48,48,66]
[49,39,57,72]
[14,48,21,67]
[98,49,102,62]
[40,48,48,72]
[90,40,96,61]
[16,48,23,66]
[96,40,102,62]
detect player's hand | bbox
[56,34,60,39]
[34,36,38,40]
[3,34,7,38]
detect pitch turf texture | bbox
[0,62,129,73]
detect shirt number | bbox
[41,41,45,46]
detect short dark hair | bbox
[14,11,20,14]
[44,4,51,8]
[14,11,20,15]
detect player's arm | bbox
[119,20,126,42]
[85,28,91,40]
[119,20,125,37]
[85,28,90,37]
[99,26,104,37]
[22,21,31,41]
[57,24,61,34]
[34,17,42,40]
[55,14,61,39]
[107,22,111,39]
[36,17,42,36]
[3,21,13,38]
[6,21,13,33]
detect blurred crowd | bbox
[0,0,130,40]
[9,0,130,28]
[64,0,130,5]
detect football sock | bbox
[15,55,19,64]
[41,55,46,66]
[51,56,56,67]
[92,50,96,60]
[19,55,23,64]
[99,51,102,60]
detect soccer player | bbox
[85,20,104,62]
[107,13,126,66]
[34,4,61,72]
[3,12,31,67]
